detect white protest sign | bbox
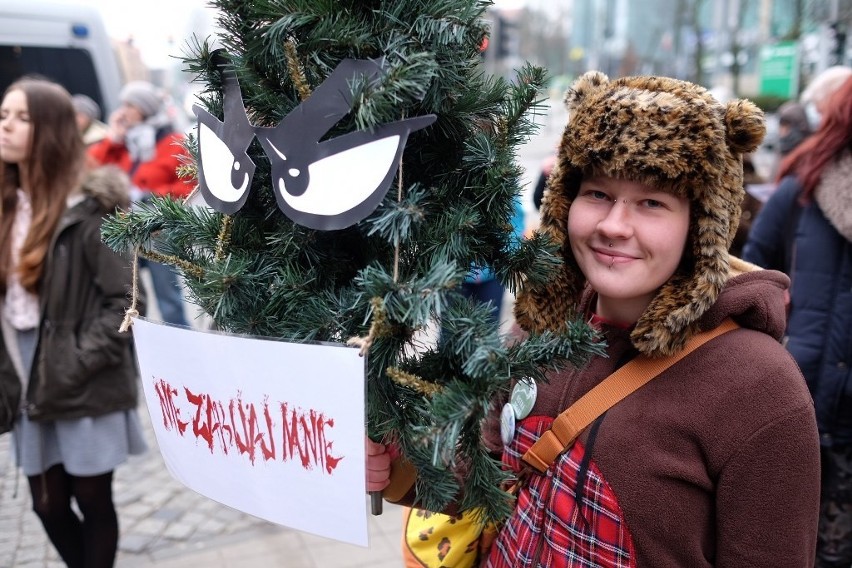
[130,317,368,546]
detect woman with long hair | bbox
[0,77,146,568]
[744,76,852,567]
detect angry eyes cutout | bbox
[193,58,436,231]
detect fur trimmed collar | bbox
[80,166,131,211]
[815,150,852,242]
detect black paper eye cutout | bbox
[193,56,436,230]
[193,63,257,215]
[252,58,387,199]
[254,58,435,230]
[256,114,435,230]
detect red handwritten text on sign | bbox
[153,377,343,474]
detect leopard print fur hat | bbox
[515,71,766,357]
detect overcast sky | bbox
[78,0,215,68]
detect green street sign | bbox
[759,41,799,98]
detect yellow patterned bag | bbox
[402,506,498,568]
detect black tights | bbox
[27,464,118,568]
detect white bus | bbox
[0,0,123,117]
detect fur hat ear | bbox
[724,99,765,154]
[516,72,766,357]
[563,71,609,108]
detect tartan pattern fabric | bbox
[485,416,636,568]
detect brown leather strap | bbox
[522,318,740,472]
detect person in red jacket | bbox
[89,81,191,201]
[88,81,190,326]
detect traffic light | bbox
[829,22,847,65]
[495,14,520,59]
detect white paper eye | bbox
[275,135,399,217]
[197,121,254,212]
[193,86,258,215]
[256,113,435,230]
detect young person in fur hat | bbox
[743,76,852,568]
[367,71,820,567]
[0,77,147,568]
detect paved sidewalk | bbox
[0,397,404,568]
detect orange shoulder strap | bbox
[522,318,740,473]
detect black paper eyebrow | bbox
[193,58,258,215]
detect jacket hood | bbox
[79,166,131,211]
[699,258,789,341]
[515,71,766,357]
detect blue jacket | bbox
[743,164,852,446]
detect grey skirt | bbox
[12,410,148,476]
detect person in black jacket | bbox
[743,76,852,568]
[0,77,146,568]
[531,153,556,211]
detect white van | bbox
[0,0,123,117]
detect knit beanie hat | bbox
[119,81,162,118]
[71,94,101,121]
[800,65,852,109]
[515,71,766,357]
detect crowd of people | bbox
[87,80,192,328]
[0,51,850,568]
[743,67,852,568]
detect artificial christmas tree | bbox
[102,0,602,524]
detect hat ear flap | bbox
[515,71,611,333]
[514,160,584,333]
[724,99,765,154]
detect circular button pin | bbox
[510,379,537,420]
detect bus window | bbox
[0,45,105,113]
